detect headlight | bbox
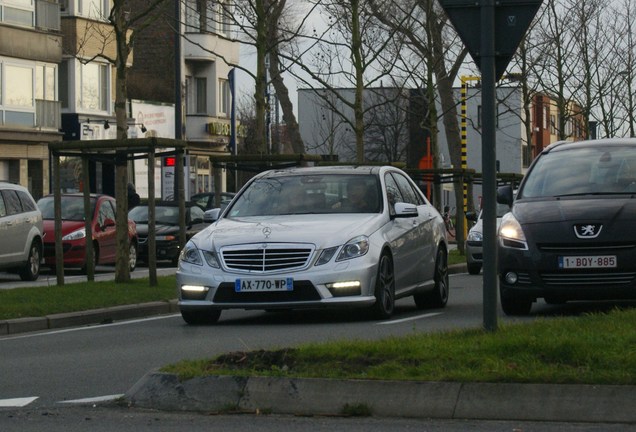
[336,236,369,261]
[498,213,528,250]
[179,241,203,266]
[315,246,338,266]
[201,250,221,268]
[62,228,86,241]
[467,230,483,242]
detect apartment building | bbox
[129,0,240,196]
[0,0,62,199]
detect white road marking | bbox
[59,394,124,404]
[0,397,38,407]
[0,314,181,341]
[376,312,442,325]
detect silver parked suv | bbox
[0,182,43,281]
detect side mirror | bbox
[102,218,116,229]
[497,185,514,206]
[466,211,478,222]
[393,202,418,218]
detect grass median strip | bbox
[162,307,636,385]
[0,276,176,320]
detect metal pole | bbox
[481,0,498,331]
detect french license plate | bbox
[558,256,617,269]
[235,277,293,292]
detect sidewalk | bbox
[124,372,636,423]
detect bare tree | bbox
[285,0,410,163]
[68,0,169,282]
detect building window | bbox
[78,62,109,112]
[79,0,108,19]
[35,64,56,101]
[543,106,549,130]
[1,0,35,27]
[219,78,229,115]
[550,114,556,134]
[186,76,207,114]
[219,0,231,35]
[5,64,33,107]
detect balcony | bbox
[36,99,61,130]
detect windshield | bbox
[521,146,636,198]
[227,174,382,217]
[129,205,180,225]
[480,202,510,219]
[37,196,97,221]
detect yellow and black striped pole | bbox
[460,75,480,239]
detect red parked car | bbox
[37,194,138,273]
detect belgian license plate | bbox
[558,256,617,269]
[235,277,293,292]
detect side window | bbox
[384,174,404,216]
[3,190,23,215]
[17,190,37,212]
[392,173,420,205]
[0,194,6,217]
[99,200,116,225]
[393,173,426,206]
[193,195,208,209]
[190,205,205,221]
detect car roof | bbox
[136,200,199,207]
[0,181,30,192]
[254,165,394,179]
[544,138,636,154]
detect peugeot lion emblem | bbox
[574,224,602,239]
[262,227,272,238]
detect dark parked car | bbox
[128,201,207,265]
[190,192,236,211]
[37,194,138,273]
[465,202,509,275]
[497,138,636,315]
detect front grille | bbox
[538,243,636,252]
[221,243,314,273]
[213,281,321,303]
[540,272,636,286]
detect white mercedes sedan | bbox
[176,165,449,324]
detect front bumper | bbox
[498,245,636,301]
[176,256,379,311]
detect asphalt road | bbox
[2,271,635,430]
[0,273,509,406]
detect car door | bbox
[94,198,117,264]
[390,172,435,292]
[0,191,17,264]
[383,173,421,295]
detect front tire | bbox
[181,308,222,325]
[370,253,395,319]
[500,292,533,315]
[467,263,482,275]
[19,240,41,281]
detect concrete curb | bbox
[124,371,636,423]
[0,300,179,335]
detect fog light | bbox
[181,285,208,292]
[504,272,518,284]
[181,285,209,300]
[326,281,361,297]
